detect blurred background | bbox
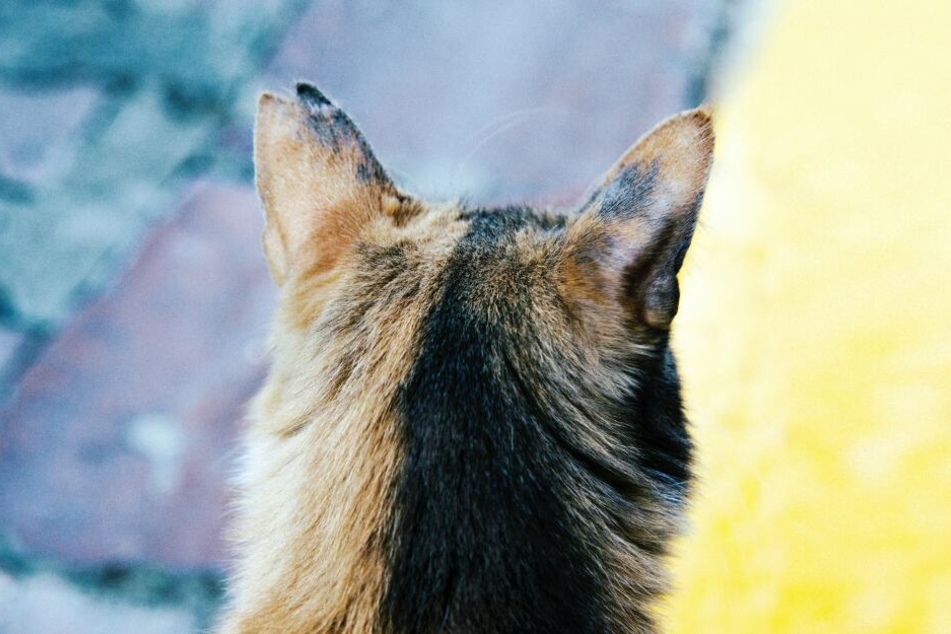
[2,1,949,633]
[0,1,734,631]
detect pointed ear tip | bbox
[642,106,715,155]
[258,91,276,107]
[682,106,715,136]
[689,103,716,120]
[678,106,716,158]
[257,91,295,114]
[295,81,333,108]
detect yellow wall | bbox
[666,1,951,631]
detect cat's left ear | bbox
[565,108,714,330]
[254,83,397,286]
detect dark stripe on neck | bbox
[381,209,610,634]
[625,345,692,496]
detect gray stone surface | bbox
[0,571,195,634]
[0,0,308,330]
[0,87,100,186]
[0,327,23,376]
[0,181,273,569]
[0,540,222,634]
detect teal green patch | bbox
[0,0,311,328]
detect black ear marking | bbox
[292,81,391,187]
[597,162,659,221]
[296,81,332,107]
[569,108,714,331]
[355,162,373,183]
[296,82,355,150]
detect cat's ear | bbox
[565,108,714,331]
[254,83,398,286]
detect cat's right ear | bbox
[564,108,714,331]
[254,83,396,286]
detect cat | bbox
[216,82,714,634]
